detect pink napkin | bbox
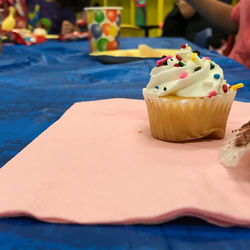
[0,98,250,227]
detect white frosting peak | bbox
[144,45,228,98]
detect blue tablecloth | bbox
[0,37,250,249]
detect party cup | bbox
[84,7,123,53]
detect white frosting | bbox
[144,45,229,98]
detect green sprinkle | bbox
[178,62,185,67]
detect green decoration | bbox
[94,10,105,23]
[97,38,109,51]
[37,18,52,32]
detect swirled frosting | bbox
[144,45,230,98]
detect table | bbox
[0,37,250,249]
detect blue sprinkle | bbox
[155,86,159,89]
[214,74,220,79]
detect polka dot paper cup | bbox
[84,7,123,53]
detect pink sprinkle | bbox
[208,90,217,98]
[203,57,210,60]
[156,55,172,66]
[179,73,188,79]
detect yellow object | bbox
[87,10,94,24]
[28,4,40,21]
[90,40,98,52]
[45,34,59,39]
[2,6,16,31]
[156,0,164,36]
[230,83,244,91]
[120,24,144,37]
[89,48,177,64]
[109,25,118,37]
[191,53,197,62]
[90,48,177,58]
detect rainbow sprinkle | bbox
[222,84,228,93]
[210,63,215,70]
[191,53,196,62]
[157,55,171,66]
[193,50,201,56]
[176,55,182,61]
[230,83,244,91]
[194,66,201,72]
[178,62,185,67]
[214,74,220,79]
[208,90,217,98]
[180,73,188,79]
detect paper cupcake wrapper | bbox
[143,89,236,142]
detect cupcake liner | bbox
[143,89,236,142]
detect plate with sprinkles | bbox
[89,44,177,64]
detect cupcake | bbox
[142,44,243,142]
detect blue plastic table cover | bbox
[0,37,250,249]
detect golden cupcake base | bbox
[143,90,236,142]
